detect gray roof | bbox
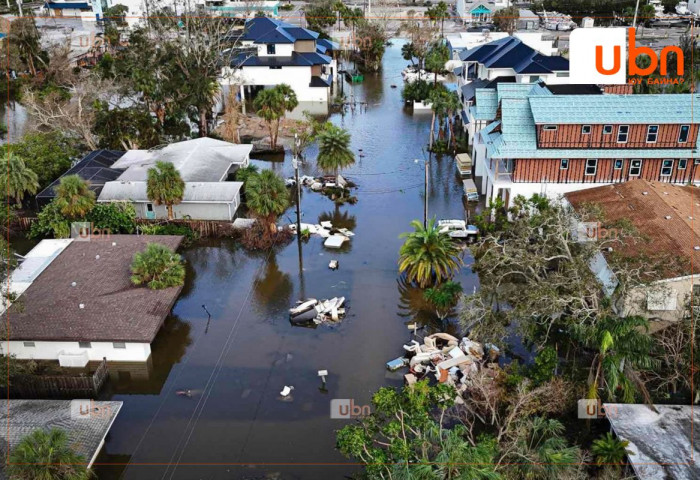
[0,399,122,473]
[529,94,700,124]
[98,181,243,203]
[112,138,252,182]
[604,404,700,480]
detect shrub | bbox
[86,202,136,233]
[130,243,185,290]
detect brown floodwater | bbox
[93,40,481,480]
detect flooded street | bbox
[94,40,479,480]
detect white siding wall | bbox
[135,201,237,221]
[1,341,151,362]
[258,43,295,57]
[236,66,329,102]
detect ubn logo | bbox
[570,27,684,84]
[577,399,618,419]
[330,399,370,419]
[70,399,113,420]
[575,221,620,243]
[71,222,111,242]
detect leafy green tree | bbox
[576,315,658,403]
[253,84,299,149]
[401,79,432,103]
[85,202,136,233]
[316,124,355,184]
[493,6,519,35]
[401,42,417,66]
[7,153,39,204]
[425,42,449,85]
[131,243,185,289]
[399,219,463,288]
[424,280,462,322]
[591,432,633,465]
[147,161,185,221]
[30,201,71,238]
[93,103,162,149]
[7,428,92,480]
[337,380,501,479]
[9,131,78,189]
[304,0,336,33]
[355,21,388,71]
[7,16,45,76]
[426,1,450,37]
[104,4,129,26]
[530,346,558,385]
[245,170,290,232]
[54,175,96,220]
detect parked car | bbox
[437,220,479,240]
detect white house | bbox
[455,0,510,25]
[224,17,338,103]
[97,138,252,221]
[3,235,185,364]
[44,0,102,21]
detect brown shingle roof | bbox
[8,235,184,343]
[565,179,700,279]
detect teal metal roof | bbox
[471,5,491,14]
[473,88,498,120]
[529,94,700,124]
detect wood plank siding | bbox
[536,124,698,149]
[512,158,700,184]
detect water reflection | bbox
[318,206,356,231]
[252,253,293,315]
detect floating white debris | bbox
[324,235,347,249]
[280,386,294,397]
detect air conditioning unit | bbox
[58,350,90,368]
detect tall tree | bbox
[7,428,92,480]
[6,153,39,204]
[7,16,44,76]
[245,170,290,232]
[253,84,299,149]
[398,219,463,288]
[146,161,185,221]
[316,124,355,184]
[493,6,520,35]
[54,175,96,219]
[425,42,449,86]
[426,1,450,37]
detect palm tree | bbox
[444,91,461,151]
[426,1,449,37]
[245,169,290,232]
[7,153,39,204]
[316,124,355,185]
[428,88,449,148]
[7,428,92,480]
[591,432,633,465]
[398,219,463,288]
[253,84,298,149]
[131,242,185,289]
[54,174,96,219]
[577,315,659,403]
[147,161,185,221]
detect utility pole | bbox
[292,134,302,235]
[416,158,428,228]
[633,0,640,28]
[15,0,22,17]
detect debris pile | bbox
[288,220,355,249]
[289,297,347,325]
[287,174,349,191]
[386,333,500,397]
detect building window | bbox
[560,158,569,170]
[585,159,597,175]
[679,159,687,170]
[661,159,673,176]
[603,125,613,134]
[629,159,642,176]
[78,342,92,348]
[543,125,558,131]
[617,125,629,143]
[23,342,35,347]
[267,44,275,55]
[679,125,690,143]
[646,125,659,143]
[614,159,623,170]
[113,342,126,349]
[694,158,700,165]
[268,66,282,69]
[581,125,592,134]
[555,72,569,77]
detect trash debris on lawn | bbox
[386,333,498,394]
[328,260,339,270]
[289,297,347,325]
[232,218,256,229]
[288,220,355,249]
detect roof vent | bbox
[665,215,672,220]
[79,304,85,309]
[95,255,100,260]
[607,247,613,252]
[112,242,117,246]
[642,191,648,195]
[71,282,77,287]
[695,246,700,251]
[663,192,669,195]
[689,216,694,220]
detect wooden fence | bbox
[13,216,37,231]
[136,218,236,238]
[2,358,110,399]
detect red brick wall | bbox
[512,158,699,184]
[536,124,698,149]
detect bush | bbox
[241,220,293,250]
[86,202,136,233]
[30,201,71,239]
[402,79,432,103]
[138,223,200,246]
[130,243,185,290]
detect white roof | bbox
[112,138,252,183]
[1,239,73,314]
[98,181,243,203]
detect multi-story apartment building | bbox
[472,83,699,208]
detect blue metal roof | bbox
[233,51,331,67]
[45,2,89,8]
[459,37,569,74]
[242,17,320,44]
[529,94,700,124]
